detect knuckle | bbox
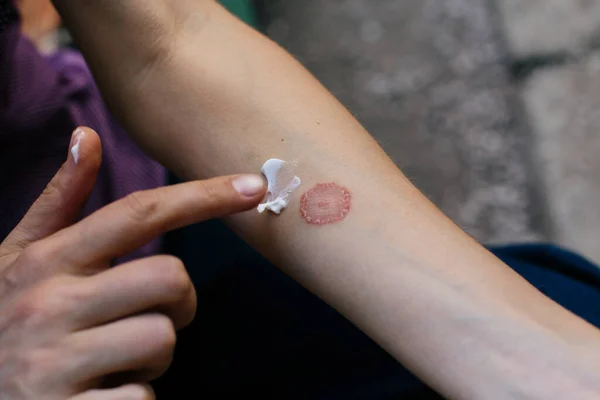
[142,314,176,372]
[1,263,24,295]
[13,288,53,328]
[195,180,221,208]
[122,191,160,223]
[149,314,177,353]
[36,176,66,217]
[0,348,57,396]
[41,175,63,200]
[12,277,78,328]
[22,348,61,386]
[18,242,51,268]
[153,256,191,299]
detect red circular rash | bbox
[300,183,352,225]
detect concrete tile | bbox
[498,0,600,57]
[523,52,600,262]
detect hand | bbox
[0,127,266,399]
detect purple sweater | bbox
[0,2,166,263]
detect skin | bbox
[44,1,600,398]
[0,127,266,399]
[15,0,61,51]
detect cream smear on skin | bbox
[257,159,301,214]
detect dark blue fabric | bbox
[155,215,600,399]
[491,243,600,328]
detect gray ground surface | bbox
[262,0,600,263]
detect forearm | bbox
[54,1,600,398]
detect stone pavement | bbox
[498,0,600,58]
[498,0,600,263]
[261,0,600,263]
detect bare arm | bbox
[52,1,600,398]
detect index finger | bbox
[44,174,265,267]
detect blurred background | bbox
[252,0,600,264]
[19,0,600,264]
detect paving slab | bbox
[523,52,600,263]
[497,0,600,57]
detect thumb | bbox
[2,127,102,253]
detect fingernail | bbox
[232,175,265,197]
[70,128,85,165]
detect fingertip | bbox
[69,126,102,171]
[231,174,266,198]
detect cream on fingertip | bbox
[70,129,85,165]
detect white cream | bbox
[70,130,83,164]
[257,158,301,214]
